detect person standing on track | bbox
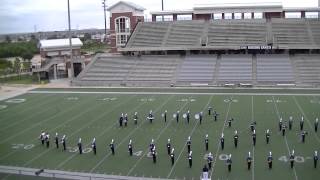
[110,139,115,155]
[252,129,256,146]
[226,154,232,172]
[247,152,252,170]
[300,116,304,131]
[188,151,192,168]
[78,138,82,154]
[205,134,209,151]
[134,112,138,125]
[289,150,295,169]
[208,106,212,116]
[279,117,283,131]
[314,151,318,168]
[220,133,225,150]
[315,118,318,132]
[213,111,218,121]
[128,139,133,156]
[39,131,45,145]
[61,135,66,151]
[234,130,239,148]
[92,137,96,155]
[289,116,293,130]
[207,152,213,169]
[170,148,175,166]
[167,138,171,155]
[266,129,270,144]
[119,113,123,127]
[45,133,50,148]
[187,136,191,153]
[55,132,59,149]
[267,151,273,169]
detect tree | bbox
[21,51,34,60]
[13,57,21,74]
[5,35,11,43]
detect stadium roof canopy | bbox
[39,38,83,49]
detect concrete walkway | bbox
[0,165,172,180]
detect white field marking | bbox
[167,96,213,179]
[89,95,174,173]
[126,99,190,176]
[55,95,157,169]
[0,95,97,144]
[251,96,255,180]
[0,105,7,110]
[0,95,133,161]
[0,94,105,145]
[25,95,145,167]
[293,96,320,144]
[28,90,320,96]
[5,98,26,103]
[0,93,58,123]
[210,95,233,179]
[271,96,298,180]
[0,94,71,131]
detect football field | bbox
[0,88,319,180]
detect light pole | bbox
[67,0,74,79]
[102,0,107,41]
[161,0,164,21]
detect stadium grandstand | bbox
[72,1,320,87]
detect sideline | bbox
[0,165,172,180]
[28,90,320,96]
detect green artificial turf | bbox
[0,89,319,179]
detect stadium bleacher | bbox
[291,54,320,86]
[217,54,253,83]
[123,18,320,51]
[176,56,216,85]
[74,18,320,87]
[256,54,295,84]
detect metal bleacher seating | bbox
[256,54,294,84]
[291,54,320,86]
[176,56,216,85]
[217,55,253,83]
[207,19,268,48]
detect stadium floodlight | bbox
[67,0,74,79]
[102,0,107,41]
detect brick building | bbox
[107,1,145,53]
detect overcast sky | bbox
[0,0,318,34]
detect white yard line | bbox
[209,95,233,179]
[28,90,320,96]
[0,93,55,120]
[271,96,298,180]
[0,95,102,145]
[0,94,68,131]
[166,96,213,179]
[126,100,190,176]
[292,96,320,144]
[56,95,159,169]
[0,95,136,161]
[251,96,255,180]
[89,95,174,173]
